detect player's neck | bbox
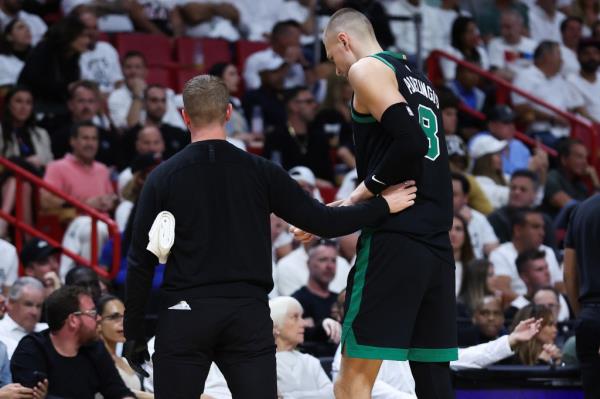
[189,124,227,143]
[356,42,384,60]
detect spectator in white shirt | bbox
[236,0,286,42]
[567,38,600,123]
[0,18,31,87]
[529,0,567,42]
[436,0,470,46]
[0,277,47,358]
[490,208,563,303]
[0,239,18,295]
[560,16,584,77]
[452,172,499,258]
[177,1,240,41]
[488,10,538,82]
[77,9,124,95]
[108,51,184,130]
[440,16,490,81]
[243,20,307,91]
[0,0,46,45]
[270,296,334,399]
[512,41,586,146]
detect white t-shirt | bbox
[512,65,584,138]
[560,45,579,77]
[474,175,509,209]
[243,48,305,91]
[179,0,240,41]
[335,169,358,201]
[236,0,286,42]
[0,10,46,45]
[276,351,334,399]
[490,242,563,296]
[62,0,134,32]
[0,54,24,86]
[436,8,470,47]
[487,36,538,76]
[0,239,18,289]
[528,5,566,43]
[467,208,499,259]
[455,261,463,297]
[567,73,600,123]
[276,246,351,296]
[381,0,443,58]
[79,41,124,94]
[108,85,185,129]
[115,200,134,232]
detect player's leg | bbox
[214,298,277,399]
[334,354,382,399]
[409,361,453,399]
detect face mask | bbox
[580,60,600,73]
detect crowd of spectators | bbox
[0,0,599,397]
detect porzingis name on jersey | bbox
[402,76,439,109]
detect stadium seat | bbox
[318,186,338,204]
[175,68,201,92]
[235,40,269,69]
[426,53,444,87]
[174,37,232,72]
[146,67,173,88]
[114,33,172,66]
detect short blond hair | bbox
[182,75,229,126]
[324,8,376,41]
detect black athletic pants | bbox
[153,296,277,399]
[576,305,600,399]
[409,361,454,399]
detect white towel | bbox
[146,211,175,264]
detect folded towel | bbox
[147,211,175,264]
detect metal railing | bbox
[428,50,600,165]
[0,157,121,279]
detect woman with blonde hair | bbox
[510,304,561,366]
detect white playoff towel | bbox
[147,211,175,264]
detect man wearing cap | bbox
[21,238,61,298]
[567,38,600,123]
[0,277,47,358]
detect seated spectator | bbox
[269,296,334,399]
[0,277,46,358]
[46,80,118,166]
[490,208,563,303]
[529,0,566,42]
[108,51,184,130]
[76,9,124,95]
[436,0,471,46]
[0,239,17,294]
[451,214,475,296]
[560,16,584,76]
[20,238,61,298]
[533,286,572,323]
[208,62,251,144]
[263,87,335,184]
[382,0,444,63]
[0,86,53,238]
[447,63,487,114]
[469,134,510,209]
[488,10,537,82]
[137,0,184,36]
[508,304,562,365]
[276,237,351,297]
[543,138,599,219]
[117,127,164,201]
[440,16,490,82]
[512,41,586,147]
[97,295,153,398]
[0,0,47,45]
[11,285,135,398]
[572,0,600,36]
[292,239,341,357]
[459,295,508,347]
[471,105,541,177]
[64,266,102,303]
[457,259,497,319]
[567,38,600,124]
[0,19,31,87]
[473,0,529,41]
[487,170,556,248]
[177,1,240,41]
[452,172,499,258]
[121,85,189,163]
[243,20,306,91]
[236,0,293,42]
[18,15,90,115]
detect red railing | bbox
[429,50,600,166]
[0,157,121,279]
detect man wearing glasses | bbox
[11,286,135,399]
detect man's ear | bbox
[181,109,192,130]
[225,103,233,122]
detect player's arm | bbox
[563,248,580,316]
[348,58,428,201]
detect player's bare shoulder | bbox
[348,57,395,87]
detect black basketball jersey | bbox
[350,51,453,251]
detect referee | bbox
[123,75,417,398]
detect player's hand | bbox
[381,181,417,213]
[123,339,150,377]
[508,318,541,349]
[322,318,341,344]
[289,225,315,244]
